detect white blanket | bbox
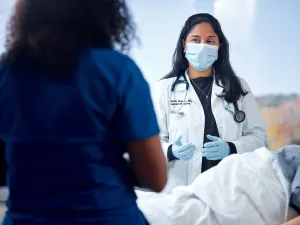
[136,148,290,225]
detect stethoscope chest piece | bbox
[177,111,184,116]
[170,110,185,116]
[233,110,246,123]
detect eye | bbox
[207,39,216,45]
[191,37,201,43]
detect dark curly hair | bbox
[2,0,136,69]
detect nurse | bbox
[154,13,268,192]
[0,0,167,224]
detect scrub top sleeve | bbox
[116,58,160,142]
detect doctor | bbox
[154,13,268,193]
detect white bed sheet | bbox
[137,148,290,225]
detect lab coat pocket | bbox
[168,104,192,129]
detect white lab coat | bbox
[153,72,268,193]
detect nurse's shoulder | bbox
[90,48,131,67]
[88,48,145,89]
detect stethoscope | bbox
[169,74,246,123]
[170,74,189,116]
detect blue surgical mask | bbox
[185,43,219,71]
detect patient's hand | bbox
[281,216,300,225]
[287,208,299,221]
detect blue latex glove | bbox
[202,135,230,160]
[172,136,196,161]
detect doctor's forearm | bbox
[167,145,177,162]
[227,142,237,154]
[231,134,267,154]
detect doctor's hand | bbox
[172,136,196,161]
[202,135,230,160]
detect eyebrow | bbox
[207,35,217,39]
[189,35,217,39]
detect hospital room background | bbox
[0,0,299,221]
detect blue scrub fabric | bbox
[0,49,159,225]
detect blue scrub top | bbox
[0,49,159,225]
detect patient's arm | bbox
[282,216,300,225]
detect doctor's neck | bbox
[187,65,213,79]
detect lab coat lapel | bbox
[171,76,188,106]
[185,72,201,104]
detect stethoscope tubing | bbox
[169,74,246,123]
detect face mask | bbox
[185,43,219,71]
